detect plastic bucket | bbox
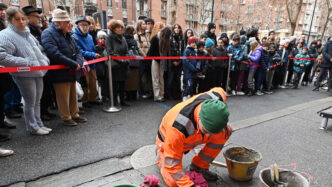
[223,147,262,181]
[111,185,140,187]
[259,168,310,187]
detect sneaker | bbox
[182,96,189,101]
[247,90,254,96]
[265,90,273,94]
[0,121,16,129]
[73,117,88,123]
[280,85,287,89]
[231,90,236,96]
[291,85,298,89]
[255,90,264,96]
[190,163,218,181]
[31,128,49,136]
[0,148,14,157]
[236,91,245,96]
[41,126,52,132]
[63,119,78,126]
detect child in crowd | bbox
[212,37,228,90]
[196,41,210,93]
[227,34,244,96]
[265,44,281,94]
[248,39,262,96]
[182,36,198,101]
[236,35,249,95]
[292,47,311,89]
[255,42,270,96]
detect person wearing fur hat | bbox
[204,22,217,45]
[155,88,231,186]
[182,36,198,101]
[220,32,230,48]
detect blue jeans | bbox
[4,84,21,113]
[183,78,196,97]
[13,77,44,132]
[255,68,265,91]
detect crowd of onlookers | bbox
[0,3,331,157]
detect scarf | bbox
[97,40,105,48]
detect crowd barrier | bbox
[0,56,322,74]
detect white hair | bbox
[97,30,107,39]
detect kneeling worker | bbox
[156,87,232,186]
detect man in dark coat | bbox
[41,9,87,126]
[313,38,332,92]
[204,23,217,44]
[22,6,57,121]
[0,2,14,157]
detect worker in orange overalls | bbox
[156,87,232,186]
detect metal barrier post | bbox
[103,56,121,113]
[225,57,232,93]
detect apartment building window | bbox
[248,5,254,14]
[161,1,167,18]
[37,0,42,8]
[107,0,112,6]
[139,0,144,11]
[10,0,20,6]
[122,0,127,9]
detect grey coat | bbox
[0,24,49,77]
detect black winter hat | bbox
[208,22,216,31]
[240,30,246,36]
[197,41,205,49]
[22,6,42,15]
[75,16,91,25]
[0,3,7,9]
[220,33,228,39]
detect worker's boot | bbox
[190,163,218,181]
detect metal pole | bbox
[103,56,121,113]
[211,0,215,23]
[225,57,231,93]
[307,0,318,43]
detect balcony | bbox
[84,1,97,16]
[137,10,150,17]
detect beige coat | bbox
[134,33,150,57]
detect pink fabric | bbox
[186,171,208,187]
[140,175,160,187]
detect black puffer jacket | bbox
[212,47,228,69]
[106,31,129,81]
[321,40,332,68]
[29,24,42,44]
[197,50,210,75]
[204,31,217,45]
[168,34,184,70]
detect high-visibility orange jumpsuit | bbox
[155,87,230,187]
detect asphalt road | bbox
[0,85,330,186]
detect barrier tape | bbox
[0,57,108,73]
[0,55,323,74]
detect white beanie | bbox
[248,37,256,43]
[97,30,107,39]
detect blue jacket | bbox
[249,46,262,69]
[41,23,83,83]
[182,46,198,79]
[260,49,270,71]
[269,51,281,66]
[73,27,96,68]
[293,53,311,73]
[277,48,289,65]
[227,43,244,71]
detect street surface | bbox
[1,85,332,187]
